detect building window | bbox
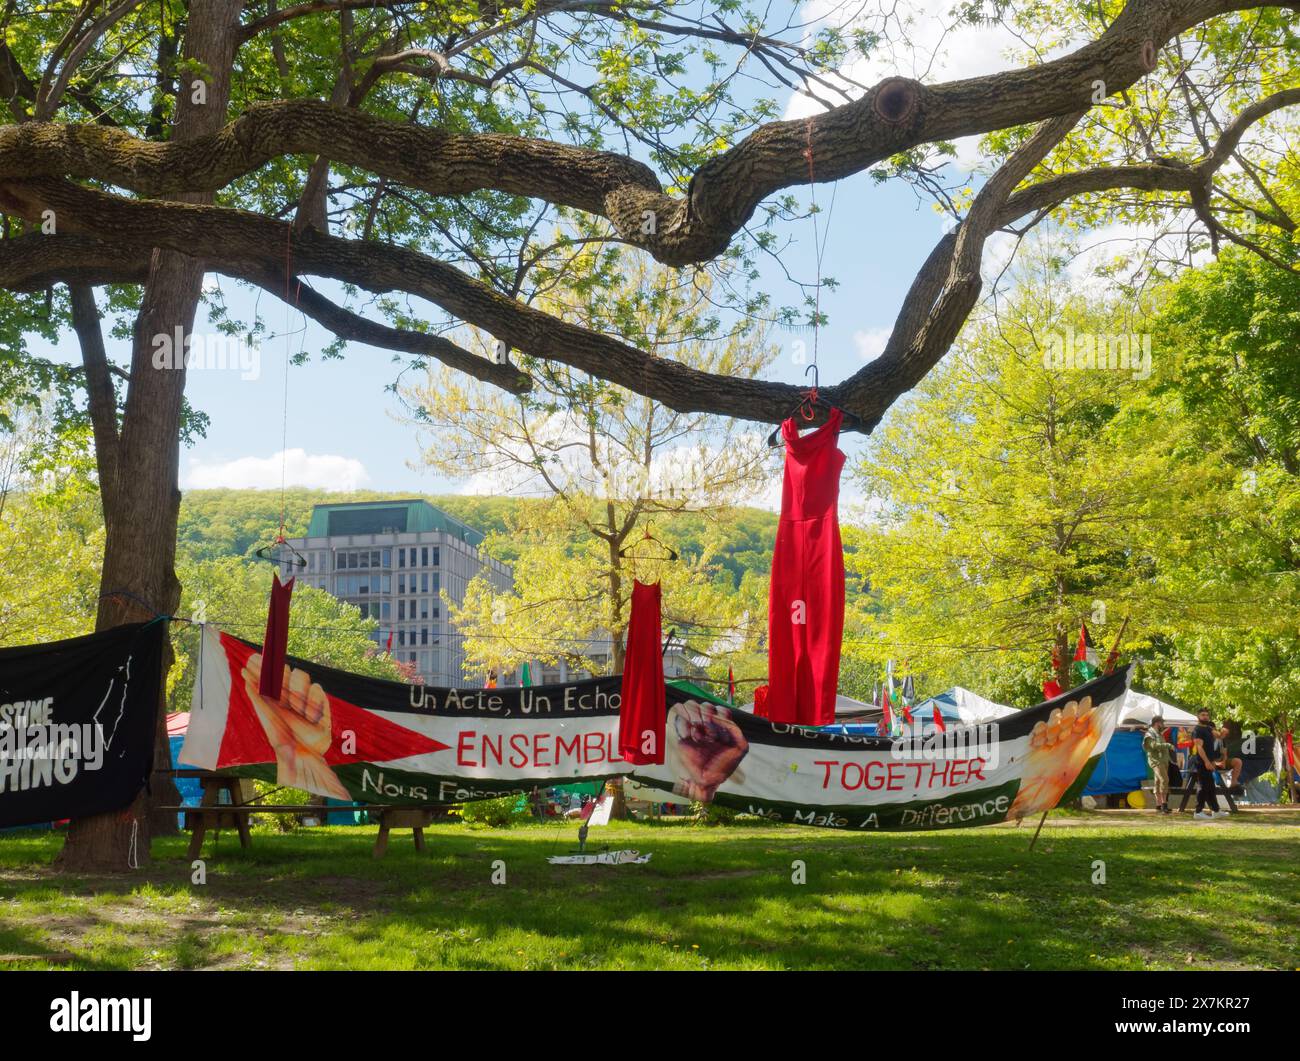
[432,547,440,567]
[398,600,406,621]
[398,548,406,568]
[382,548,391,568]
[421,547,429,567]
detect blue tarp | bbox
[324,798,366,825]
[821,723,880,736]
[170,735,204,827]
[1084,729,1148,795]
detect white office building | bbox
[281,499,512,686]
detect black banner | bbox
[0,622,166,828]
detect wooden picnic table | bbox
[162,771,447,859]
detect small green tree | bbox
[405,252,776,677]
[169,555,413,711]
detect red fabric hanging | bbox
[619,579,665,764]
[259,571,294,701]
[767,407,846,726]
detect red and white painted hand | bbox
[1008,696,1103,821]
[242,652,350,800]
[667,700,749,803]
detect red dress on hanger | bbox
[767,407,846,726]
[619,579,666,764]
[259,571,295,700]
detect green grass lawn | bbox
[1,810,1296,971]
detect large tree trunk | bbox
[59,0,244,873]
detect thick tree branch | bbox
[996,86,1300,231]
[0,233,532,391]
[0,182,809,421]
[4,0,1294,265]
[34,0,147,121]
[834,112,1088,421]
[68,283,121,503]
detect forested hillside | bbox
[177,489,779,588]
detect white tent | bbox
[949,686,1020,724]
[913,686,1020,725]
[1119,689,1198,726]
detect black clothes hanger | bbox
[255,533,307,569]
[619,524,679,563]
[767,364,863,447]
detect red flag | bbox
[258,572,294,701]
[932,703,946,733]
[384,629,394,656]
[728,666,735,705]
[1042,678,1063,700]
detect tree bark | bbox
[58,0,245,873]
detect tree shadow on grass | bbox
[1,822,1295,969]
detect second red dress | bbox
[619,579,666,764]
[767,407,846,726]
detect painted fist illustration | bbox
[242,652,350,799]
[1008,696,1103,821]
[667,700,749,803]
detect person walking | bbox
[1192,708,1228,819]
[1142,714,1175,814]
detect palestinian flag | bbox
[520,662,533,688]
[901,672,916,725]
[879,676,893,735]
[1072,622,1100,683]
[728,665,736,706]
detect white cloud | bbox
[783,1,1029,125]
[783,2,1086,178]
[854,327,891,362]
[183,448,370,490]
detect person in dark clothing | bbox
[1215,723,1244,792]
[1192,709,1226,818]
